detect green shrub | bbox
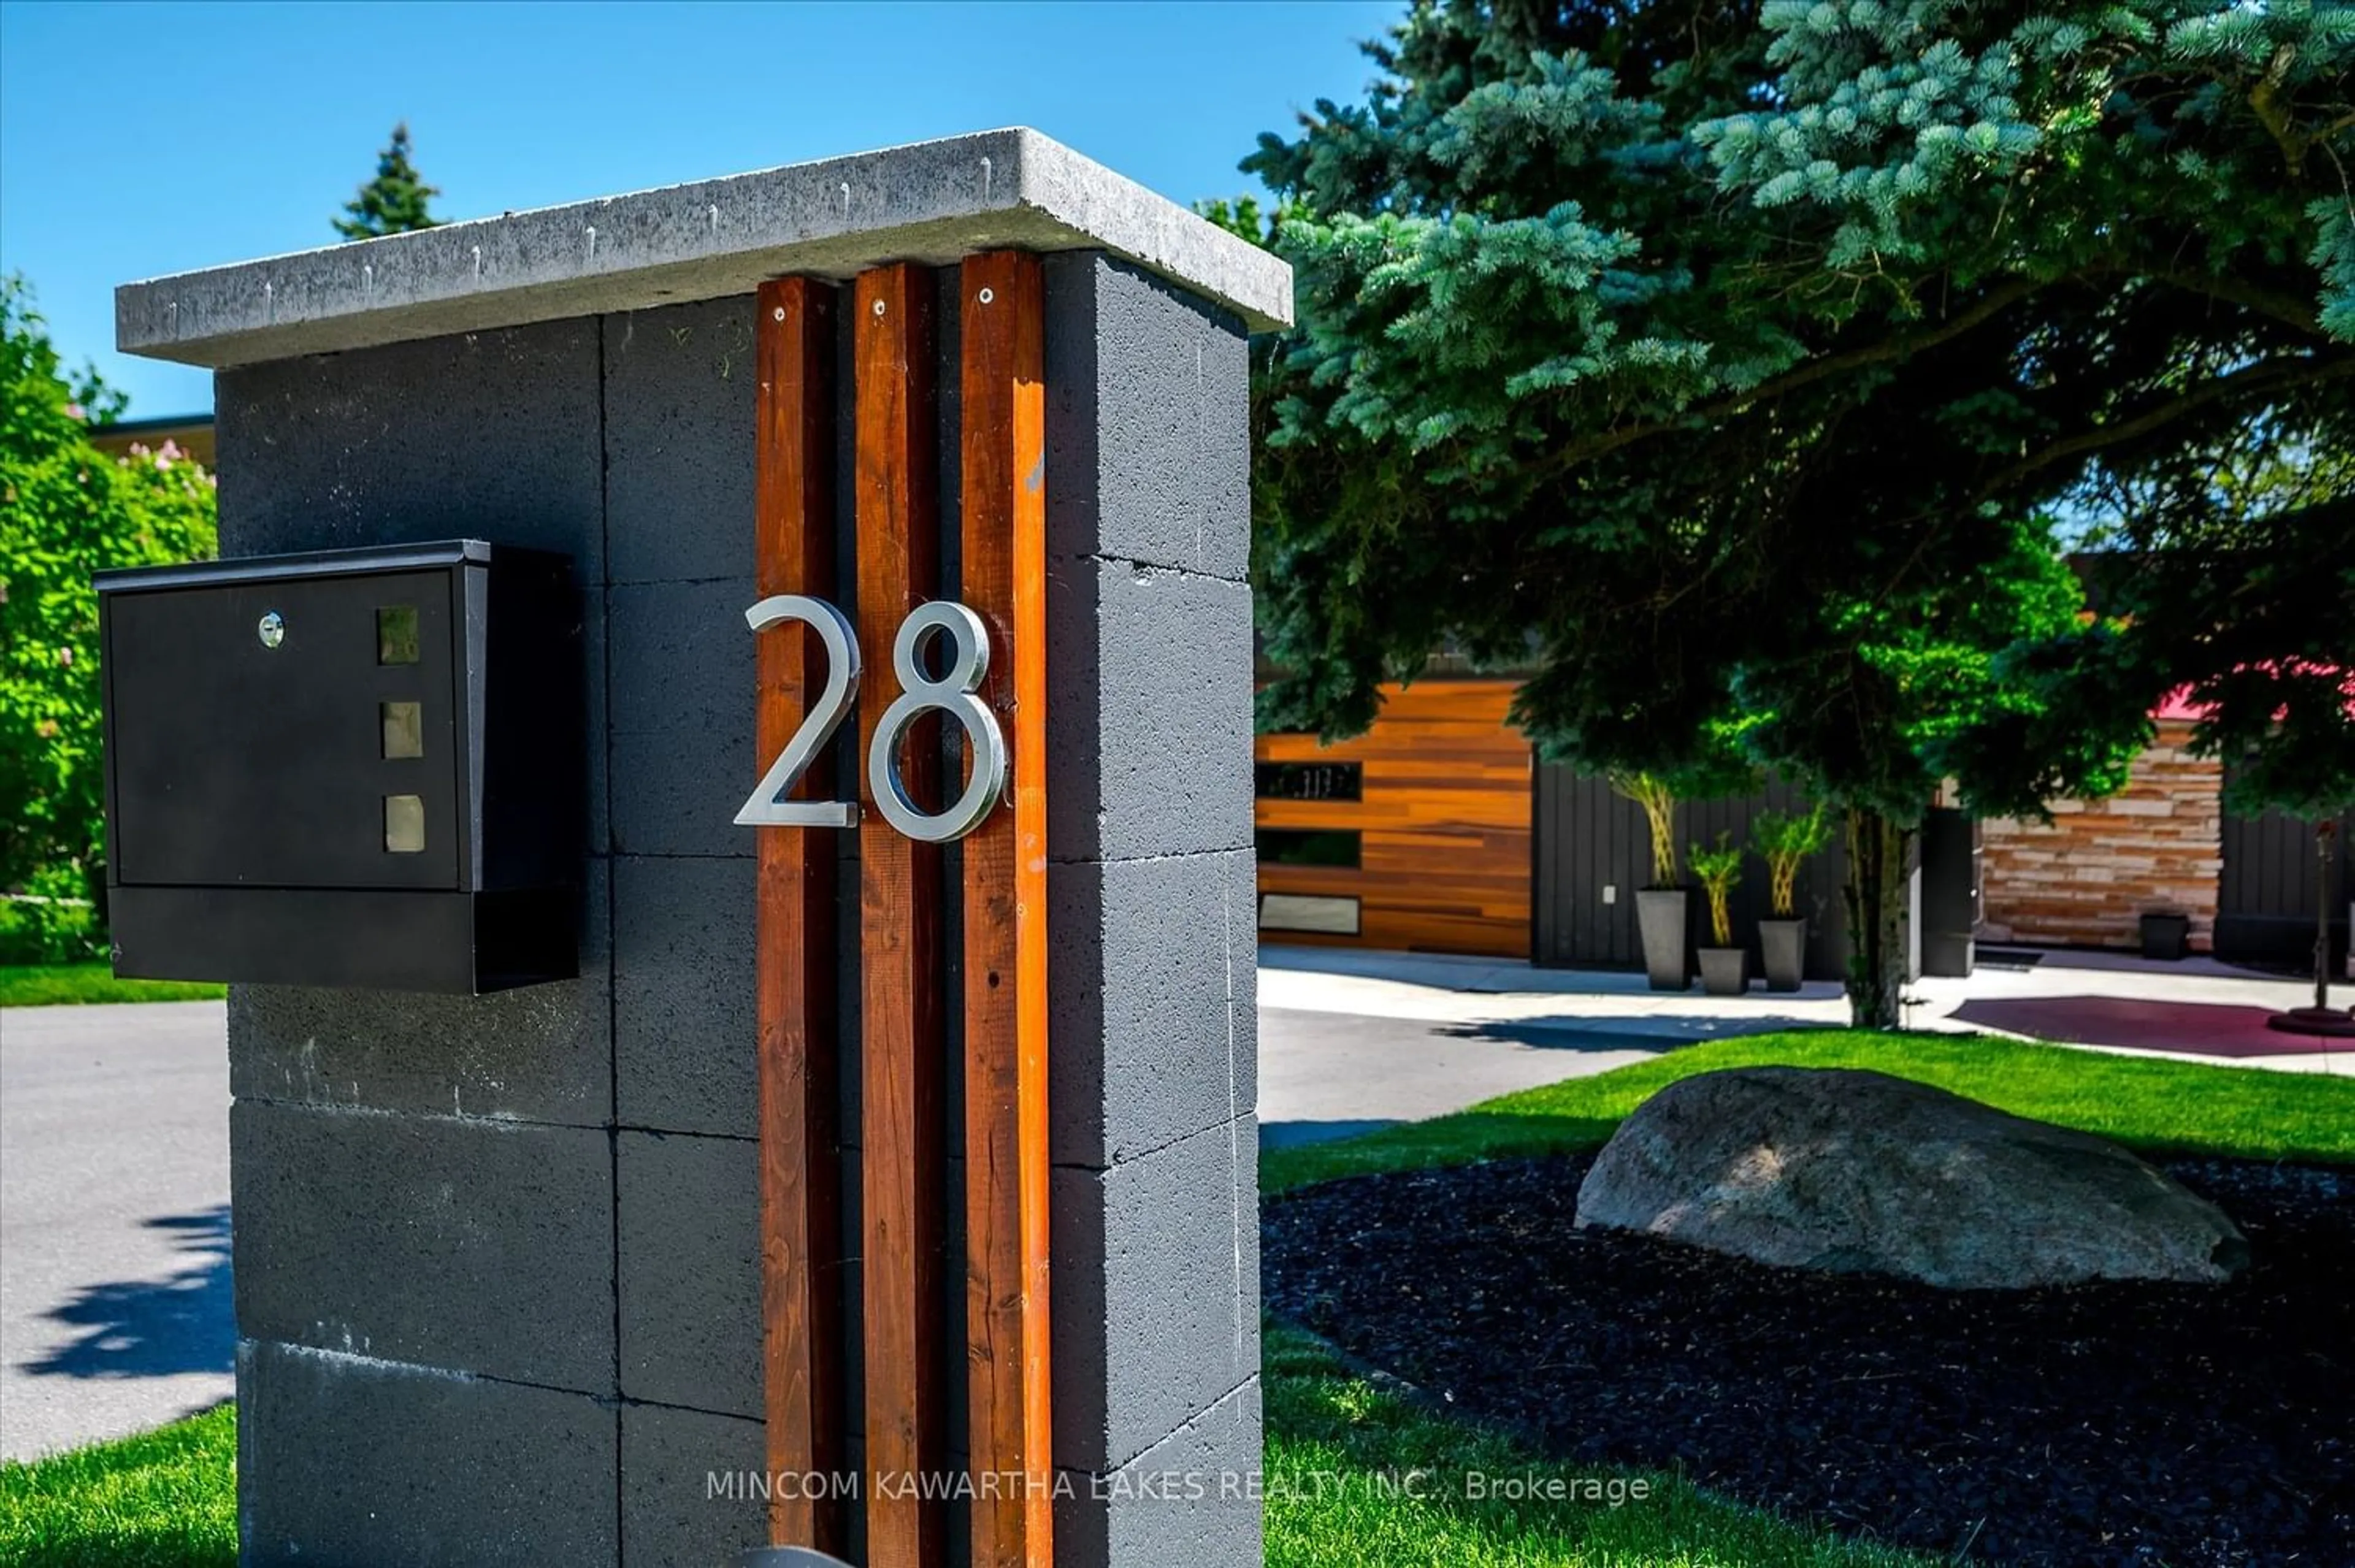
[0,865,99,964]
[0,277,217,922]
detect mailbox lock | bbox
[256,611,285,649]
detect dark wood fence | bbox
[1536,760,2347,975]
[1533,767,1853,980]
[2218,779,2352,968]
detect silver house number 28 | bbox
[732,595,1010,844]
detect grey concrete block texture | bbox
[229,968,613,1125]
[1047,559,1256,865]
[608,577,757,741]
[1036,247,1263,1555]
[231,1101,615,1393]
[602,297,758,585]
[1045,253,1262,866]
[120,129,1292,369]
[614,855,756,1137]
[1052,1116,1262,1475]
[617,1131,761,1418]
[611,729,764,859]
[1056,1377,1265,1568]
[1044,255,1252,583]
[1041,256,1257,866]
[607,576,762,857]
[1049,847,1258,1169]
[621,1404,768,1567]
[240,1340,619,1568]
[229,862,615,1126]
[214,318,607,578]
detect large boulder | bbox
[1575,1067,2249,1288]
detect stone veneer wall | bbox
[1977,721,2223,951]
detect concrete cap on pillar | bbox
[115,126,1295,367]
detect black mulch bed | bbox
[1263,1155,2354,1567]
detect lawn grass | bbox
[0,963,226,1008]
[1264,1026,2355,1195]
[0,1405,236,1567]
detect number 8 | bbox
[867,602,1008,843]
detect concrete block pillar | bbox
[116,129,1289,1567]
[1041,253,1263,1561]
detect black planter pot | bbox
[2140,912,2191,962]
[1698,946,1748,997]
[1637,887,1690,991]
[1758,917,1807,993]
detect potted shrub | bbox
[1612,771,1688,990]
[1752,803,1832,992]
[1691,832,1748,996]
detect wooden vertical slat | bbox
[754,276,847,1556]
[957,251,1054,1568]
[854,263,945,1568]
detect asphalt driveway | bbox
[1256,1006,1664,1149]
[0,1000,232,1460]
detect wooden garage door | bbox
[1255,679,1533,957]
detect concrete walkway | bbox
[1912,949,2354,1074]
[1263,943,2354,1077]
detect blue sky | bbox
[0,0,1395,416]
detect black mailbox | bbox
[96,540,584,993]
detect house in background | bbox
[87,412,216,468]
[1257,678,2351,973]
[1255,677,1533,955]
[1976,691,2223,952]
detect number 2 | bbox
[733,595,861,830]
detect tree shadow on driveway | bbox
[24,1204,233,1379]
[1263,1118,1405,1149]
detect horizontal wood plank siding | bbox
[1256,680,1532,957]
